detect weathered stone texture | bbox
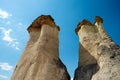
[74,16,120,80]
[11,15,70,80]
[74,63,98,80]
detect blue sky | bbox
[0,0,120,80]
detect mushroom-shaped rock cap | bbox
[75,16,103,35]
[95,16,103,23]
[75,19,92,34]
[27,15,60,32]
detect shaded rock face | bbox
[11,15,70,80]
[74,63,98,80]
[74,16,120,80]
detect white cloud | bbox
[71,78,73,80]
[18,22,22,26]
[0,27,14,44]
[0,27,20,50]
[15,46,20,50]
[0,74,8,79]
[0,62,13,71]
[1,28,13,44]
[0,9,12,19]
[6,21,11,25]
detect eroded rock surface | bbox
[74,16,120,80]
[11,15,70,80]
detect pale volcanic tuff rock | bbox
[74,16,120,80]
[11,15,70,80]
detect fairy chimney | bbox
[74,16,120,80]
[11,15,70,80]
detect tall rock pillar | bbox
[74,19,98,80]
[74,16,120,80]
[11,15,70,80]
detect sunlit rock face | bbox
[74,16,120,80]
[11,15,70,80]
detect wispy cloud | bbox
[18,22,22,26]
[0,62,13,71]
[0,9,12,19]
[0,27,20,50]
[0,28,13,44]
[0,74,8,79]
[6,21,11,25]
